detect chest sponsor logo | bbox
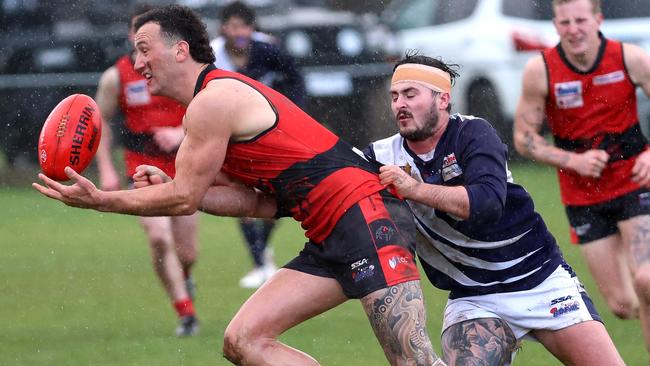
[441,153,462,181]
[593,70,625,86]
[125,80,151,106]
[554,81,583,109]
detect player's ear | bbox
[175,41,190,61]
[439,92,451,110]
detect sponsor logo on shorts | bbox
[352,265,375,282]
[639,192,650,206]
[550,295,573,305]
[350,258,368,270]
[550,300,580,317]
[388,255,409,269]
[375,225,395,242]
[572,223,590,237]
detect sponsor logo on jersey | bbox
[593,70,625,86]
[554,81,583,109]
[442,153,462,181]
[125,80,152,106]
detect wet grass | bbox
[0,162,645,365]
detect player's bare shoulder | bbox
[522,55,548,98]
[622,43,650,87]
[195,78,276,140]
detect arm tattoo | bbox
[361,280,445,366]
[441,318,518,366]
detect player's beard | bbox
[399,105,439,142]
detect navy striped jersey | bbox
[366,114,567,299]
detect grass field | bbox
[0,162,646,365]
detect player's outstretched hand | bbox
[32,167,104,209]
[133,165,171,189]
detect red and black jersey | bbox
[543,34,646,205]
[115,55,186,177]
[195,66,385,243]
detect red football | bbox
[38,94,102,181]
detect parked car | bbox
[374,0,650,148]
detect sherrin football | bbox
[38,94,102,181]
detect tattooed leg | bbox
[361,280,445,366]
[621,215,650,353]
[441,318,518,366]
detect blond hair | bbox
[552,0,601,14]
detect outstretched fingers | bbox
[32,167,101,209]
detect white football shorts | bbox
[442,264,601,340]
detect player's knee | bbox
[176,247,197,267]
[223,321,271,363]
[608,299,639,319]
[147,231,172,251]
[223,322,254,363]
[633,267,650,302]
[222,327,244,364]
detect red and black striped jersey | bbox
[195,66,385,242]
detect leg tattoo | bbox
[441,318,518,366]
[630,220,650,267]
[361,280,444,365]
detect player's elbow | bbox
[170,185,201,215]
[512,127,528,156]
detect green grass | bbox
[0,162,646,365]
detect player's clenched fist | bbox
[133,165,171,188]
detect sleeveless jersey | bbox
[115,55,186,177]
[195,66,384,243]
[368,115,564,299]
[543,36,645,205]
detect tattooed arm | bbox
[361,281,447,366]
[441,318,518,366]
[513,56,608,178]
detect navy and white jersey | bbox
[365,114,567,299]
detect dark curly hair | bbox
[220,1,256,25]
[394,50,460,112]
[134,4,216,64]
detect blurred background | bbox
[1,0,649,174]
